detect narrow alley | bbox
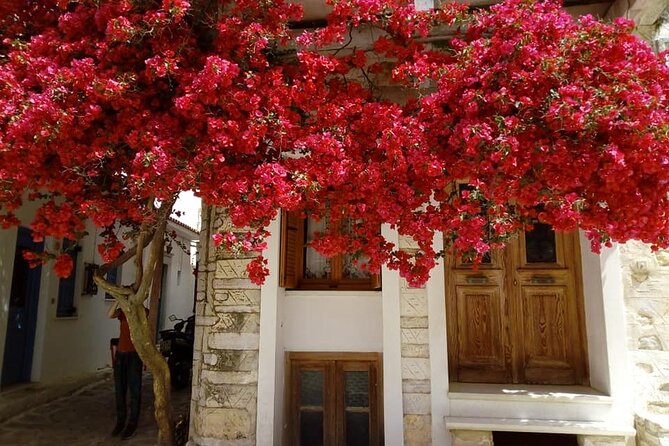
[0,374,190,446]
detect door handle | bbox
[531,275,555,284]
[465,275,488,284]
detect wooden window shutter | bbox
[279,210,303,288]
[370,271,381,290]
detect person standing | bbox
[108,301,146,440]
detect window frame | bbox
[279,211,381,291]
[285,352,383,446]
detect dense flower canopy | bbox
[2,0,669,285]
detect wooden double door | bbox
[287,352,382,446]
[446,225,588,385]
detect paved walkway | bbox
[0,373,191,446]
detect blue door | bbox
[2,227,43,388]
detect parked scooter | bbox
[159,314,195,389]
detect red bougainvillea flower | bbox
[1,0,669,285]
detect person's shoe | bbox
[111,420,124,437]
[121,423,137,440]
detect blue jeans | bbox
[114,351,143,425]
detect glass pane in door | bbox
[525,223,557,263]
[300,411,324,446]
[345,371,369,407]
[345,412,370,446]
[300,370,324,406]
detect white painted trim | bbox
[448,382,612,404]
[593,242,634,425]
[381,224,404,445]
[579,233,633,426]
[427,233,450,446]
[445,416,636,436]
[257,217,282,445]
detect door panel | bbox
[520,286,576,385]
[454,286,509,383]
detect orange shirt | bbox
[117,311,134,353]
[116,307,149,353]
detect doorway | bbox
[2,227,43,388]
[286,352,383,446]
[493,431,578,446]
[446,225,588,385]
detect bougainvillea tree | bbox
[3,0,669,443]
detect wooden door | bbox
[446,226,588,385]
[512,227,587,385]
[446,250,512,383]
[2,227,43,388]
[287,353,383,446]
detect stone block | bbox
[403,393,431,415]
[639,335,664,351]
[214,313,260,334]
[213,289,261,309]
[203,353,218,366]
[399,235,420,250]
[400,292,428,316]
[401,344,430,358]
[208,332,259,350]
[401,328,430,345]
[200,382,258,411]
[216,350,259,372]
[194,407,254,441]
[215,259,251,279]
[577,435,628,446]
[404,414,432,446]
[451,430,493,446]
[201,369,258,386]
[402,379,432,393]
[197,315,219,327]
[401,316,429,329]
[402,358,431,380]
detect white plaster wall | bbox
[159,228,198,330]
[34,222,131,383]
[281,291,383,352]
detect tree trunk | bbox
[124,299,175,446]
[148,261,164,343]
[95,198,178,445]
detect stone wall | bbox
[398,235,433,446]
[620,241,669,445]
[189,206,261,446]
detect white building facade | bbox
[0,199,199,388]
[186,2,669,445]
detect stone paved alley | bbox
[0,373,190,446]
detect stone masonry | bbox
[620,241,669,446]
[399,235,433,446]
[189,206,261,446]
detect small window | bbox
[56,240,78,318]
[279,212,381,290]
